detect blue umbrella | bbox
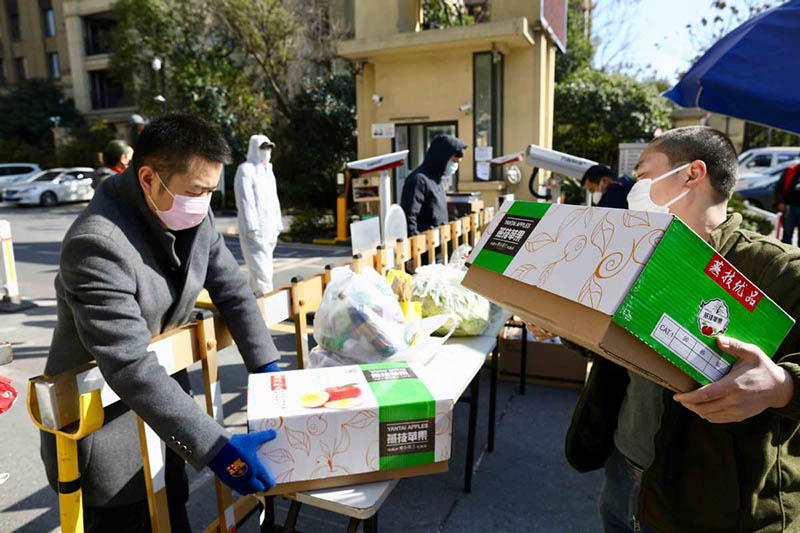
[664,0,800,134]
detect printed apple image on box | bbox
[463,201,794,391]
[247,362,453,495]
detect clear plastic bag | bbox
[412,251,491,337]
[309,314,455,368]
[312,267,409,365]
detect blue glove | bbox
[208,430,277,495]
[252,361,281,373]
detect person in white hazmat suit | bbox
[234,134,283,295]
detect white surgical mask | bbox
[627,163,692,213]
[444,160,458,177]
[259,148,271,164]
[591,191,603,205]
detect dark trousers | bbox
[782,205,800,245]
[84,447,191,533]
[599,448,656,533]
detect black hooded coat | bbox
[400,134,467,235]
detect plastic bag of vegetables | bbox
[312,266,409,364]
[412,261,491,337]
[309,266,457,368]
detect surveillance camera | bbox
[459,103,472,113]
[372,94,383,104]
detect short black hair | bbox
[648,126,738,200]
[131,114,232,181]
[581,164,617,186]
[102,139,129,167]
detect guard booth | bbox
[339,0,566,209]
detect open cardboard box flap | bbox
[463,265,697,393]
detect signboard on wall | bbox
[541,0,567,53]
[371,123,396,139]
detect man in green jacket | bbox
[566,125,800,532]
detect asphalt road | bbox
[0,201,603,532]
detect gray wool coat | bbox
[40,168,279,507]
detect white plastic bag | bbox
[309,313,456,368]
[312,266,409,365]
[412,255,491,337]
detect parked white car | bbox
[738,147,800,174]
[0,163,42,190]
[3,167,95,206]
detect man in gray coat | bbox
[41,115,281,531]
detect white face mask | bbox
[591,191,603,205]
[259,148,271,164]
[444,160,458,177]
[627,163,691,213]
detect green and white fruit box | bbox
[248,362,452,495]
[466,201,794,387]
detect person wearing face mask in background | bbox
[580,164,635,209]
[566,126,800,533]
[400,134,467,236]
[40,115,283,532]
[234,135,283,295]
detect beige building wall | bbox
[0,0,70,86]
[0,0,132,133]
[341,4,559,207]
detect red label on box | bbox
[704,253,762,312]
[270,375,286,391]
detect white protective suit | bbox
[234,134,284,295]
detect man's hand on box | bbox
[208,430,277,495]
[253,361,281,373]
[674,336,794,423]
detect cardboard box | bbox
[498,325,588,387]
[248,362,453,495]
[463,201,794,392]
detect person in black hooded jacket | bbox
[400,134,467,235]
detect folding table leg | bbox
[520,327,528,395]
[346,517,360,533]
[284,500,302,533]
[364,513,379,533]
[488,343,498,452]
[260,495,276,533]
[464,374,480,493]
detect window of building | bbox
[14,57,25,81]
[6,0,20,41]
[473,50,504,180]
[89,70,131,109]
[47,51,59,79]
[393,121,459,197]
[83,14,116,56]
[43,8,56,37]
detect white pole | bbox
[0,221,20,304]
[379,169,391,241]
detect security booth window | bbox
[473,50,504,181]
[393,121,458,199]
